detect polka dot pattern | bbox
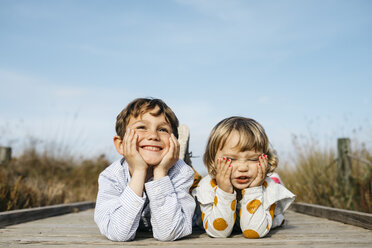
[210,179,217,188]
[213,218,228,231]
[214,196,218,206]
[263,181,268,188]
[246,199,261,214]
[201,212,205,222]
[231,200,236,211]
[243,229,260,239]
[269,203,276,219]
[205,220,208,230]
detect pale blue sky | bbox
[1,0,371,174]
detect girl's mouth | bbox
[236,176,249,184]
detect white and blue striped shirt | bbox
[94,158,196,241]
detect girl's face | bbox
[215,130,262,190]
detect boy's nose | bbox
[147,129,160,140]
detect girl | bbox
[194,116,295,238]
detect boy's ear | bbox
[113,136,124,155]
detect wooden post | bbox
[337,138,352,195]
[178,125,192,165]
[0,146,12,166]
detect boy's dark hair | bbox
[116,98,179,139]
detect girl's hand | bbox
[123,128,148,174]
[215,157,233,193]
[153,133,180,179]
[249,154,268,188]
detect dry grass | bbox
[277,136,372,213]
[1,134,371,214]
[0,145,110,211]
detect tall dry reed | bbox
[0,145,110,211]
[277,136,372,213]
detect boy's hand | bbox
[123,128,148,174]
[153,133,180,179]
[215,157,233,194]
[249,154,268,188]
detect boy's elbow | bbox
[107,234,134,242]
[154,224,192,241]
[95,218,134,242]
[103,227,135,242]
[154,231,176,242]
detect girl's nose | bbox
[237,163,249,172]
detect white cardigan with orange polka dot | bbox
[193,175,295,238]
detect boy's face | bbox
[126,107,172,166]
[215,130,261,190]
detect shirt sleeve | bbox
[94,169,145,241]
[145,160,196,241]
[196,177,237,238]
[239,186,272,239]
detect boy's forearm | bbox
[129,169,147,197]
[145,171,195,241]
[94,177,145,241]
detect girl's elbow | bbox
[242,228,268,239]
[206,229,230,238]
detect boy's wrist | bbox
[131,168,147,178]
[153,167,168,180]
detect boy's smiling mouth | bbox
[140,145,162,151]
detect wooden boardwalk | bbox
[0,209,371,248]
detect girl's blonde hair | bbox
[203,116,278,178]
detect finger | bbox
[171,133,180,159]
[260,153,268,174]
[257,155,265,179]
[131,132,138,151]
[123,128,133,154]
[221,157,228,174]
[216,157,221,173]
[226,160,233,177]
[225,159,232,178]
[168,135,174,156]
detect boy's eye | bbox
[159,128,169,133]
[226,157,236,161]
[136,126,146,130]
[248,158,259,162]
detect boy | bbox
[94,98,196,241]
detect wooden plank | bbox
[0,201,95,228]
[290,202,372,230]
[0,209,371,247]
